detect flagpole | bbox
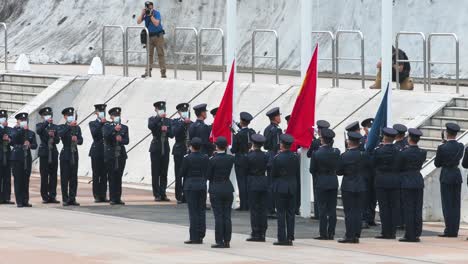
[299,0,313,218]
[381,0,393,126]
[226,0,239,209]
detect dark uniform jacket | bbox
[171,117,192,156]
[394,138,408,151]
[9,127,37,161]
[180,152,209,191]
[57,124,83,161]
[309,145,341,190]
[337,148,369,192]
[231,127,256,167]
[372,144,400,189]
[264,123,282,154]
[271,150,300,194]
[148,116,173,153]
[102,123,129,162]
[246,149,269,191]
[0,126,12,163]
[207,152,235,194]
[36,121,60,158]
[88,119,106,158]
[398,145,427,189]
[188,120,212,156]
[434,140,464,184]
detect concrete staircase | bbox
[0,73,58,115]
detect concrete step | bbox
[0,99,27,111]
[442,107,468,118]
[421,147,437,159]
[0,90,37,102]
[0,82,48,94]
[1,73,57,86]
[419,125,467,138]
[430,116,468,128]
[419,136,443,149]
[453,97,468,108]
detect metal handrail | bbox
[174,27,199,80]
[199,28,225,81]
[312,31,335,87]
[0,23,7,71]
[102,25,126,76]
[395,32,426,91]
[252,29,279,84]
[428,33,460,93]
[125,26,149,77]
[335,30,365,89]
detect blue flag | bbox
[365,84,389,151]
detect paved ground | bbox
[1,175,468,263]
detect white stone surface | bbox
[87,57,103,75]
[13,54,31,72]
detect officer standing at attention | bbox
[271,134,299,246]
[361,118,374,145]
[398,128,426,243]
[189,104,212,157]
[435,123,464,238]
[373,127,400,239]
[231,112,255,211]
[10,112,37,207]
[207,136,235,248]
[345,121,364,150]
[264,107,283,217]
[246,134,269,242]
[172,103,192,204]
[306,120,330,219]
[393,123,408,229]
[36,107,60,204]
[310,128,340,240]
[180,137,209,244]
[337,132,369,244]
[103,107,129,205]
[58,107,83,206]
[148,101,173,201]
[0,110,13,205]
[360,118,377,228]
[89,104,109,203]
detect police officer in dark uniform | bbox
[307,120,330,219]
[264,107,282,217]
[0,110,13,205]
[231,112,255,211]
[337,132,369,244]
[345,121,365,151]
[373,127,400,239]
[435,122,464,238]
[207,136,235,248]
[103,107,129,205]
[181,137,209,244]
[148,101,173,201]
[172,103,192,204]
[246,134,269,242]
[89,104,109,203]
[189,104,213,157]
[271,134,299,246]
[36,107,60,204]
[58,107,83,206]
[10,112,37,207]
[310,128,340,240]
[398,128,426,242]
[393,123,408,229]
[361,118,377,227]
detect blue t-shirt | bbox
[144,10,164,33]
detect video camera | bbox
[145,1,153,16]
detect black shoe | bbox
[4,200,14,205]
[110,200,125,205]
[68,201,80,206]
[62,202,69,206]
[246,237,265,242]
[399,237,420,243]
[42,200,50,204]
[211,243,225,248]
[49,199,60,204]
[94,199,104,203]
[295,210,300,216]
[438,233,457,238]
[328,236,335,240]
[161,74,167,79]
[154,197,162,202]
[338,238,359,244]
[184,240,203,244]
[224,242,230,248]
[368,221,377,226]
[23,203,32,207]
[375,235,395,239]
[273,240,292,246]
[161,197,170,202]
[314,236,329,240]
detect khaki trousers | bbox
[148,35,167,75]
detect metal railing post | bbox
[428,33,459,93]
[102,25,125,76]
[335,30,365,89]
[0,23,7,71]
[395,32,426,91]
[125,26,149,77]
[252,29,279,84]
[173,27,199,80]
[311,31,336,87]
[199,28,225,81]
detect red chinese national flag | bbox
[210,60,235,145]
[286,44,319,151]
